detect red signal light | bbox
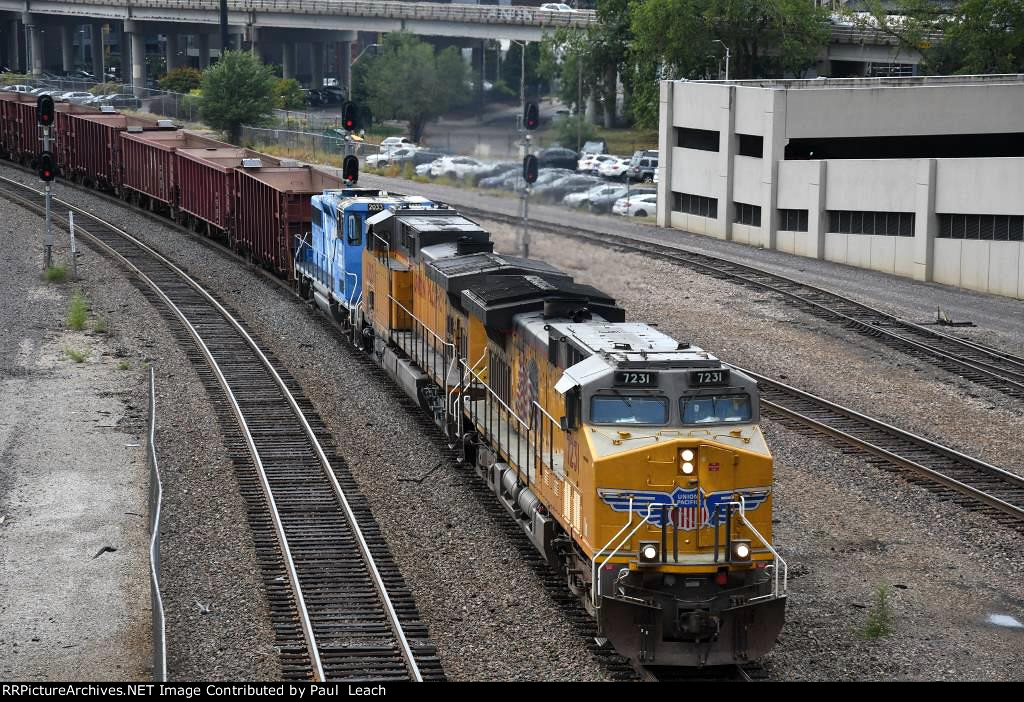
[342,101,358,132]
[38,151,55,182]
[37,95,55,126]
[524,101,539,131]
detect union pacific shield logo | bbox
[597,486,769,531]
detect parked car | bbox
[430,155,486,179]
[598,157,631,180]
[59,91,96,104]
[577,153,617,175]
[479,168,522,189]
[518,168,572,191]
[62,69,95,80]
[411,150,450,167]
[625,154,659,183]
[86,93,142,109]
[534,174,602,202]
[2,85,35,93]
[471,160,518,185]
[540,3,576,11]
[563,183,628,211]
[366,147,417,167]
[380,136,416,150]
[591,186,655,213]
[536,147,579,171]
[613,193,658,217]
[580,139,608,155]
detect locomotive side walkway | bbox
[0,203,150,680]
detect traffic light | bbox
[523,154,538,184]
[524,101,539,131]
[38,151,55,182]
[342,101,358,131]
[342,155,359,184]
[37,95,55,127]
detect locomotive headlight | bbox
[681,461,695,474]
[639,542,660,563]
[681,449,695,462]
[732,540,752,561]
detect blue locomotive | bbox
[294,188,430,323]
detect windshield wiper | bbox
[610,387,633,407]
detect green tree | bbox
[199,51,277,143]
[273,78,306,110]
[859,0,1024,75]
[363,34,468,143]
[158,66,203,93]
[629,0,830,126]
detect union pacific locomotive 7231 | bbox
[0,96,786,667]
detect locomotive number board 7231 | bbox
[689,369,731,386]
[613,371,659,387]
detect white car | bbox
[366,147,416,167]
[564,183,624,209]
[415,162,435,177]
[430,156,486,179]
[3,84,35,93]
[598,157,630,180]
[60,91,95,104]
[540,3,576,11]
[613,193,658,217]
[379,136,416,150]
[577,153,617,174]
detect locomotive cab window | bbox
[681,394,752,425]
[590,395,668,425]
[347,213,363,245]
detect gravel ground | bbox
[479,218,1024,681]
[0,187,280,680]
[0,165,611,682]
[6,163,1021,680]
[360,172,1024,353]
[0,203,149,680]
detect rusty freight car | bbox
[120,128,221,212]
[175,148,280,240]
[233,165,344,279]
[60,111,172,191]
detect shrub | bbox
[65,348,87,363]
[555,115,598,150]
[274,78,306,110]
[67,291,88,331]
[45,265,67,283]
[864,584,895,639]
[90,82,123,96]
[158,66,202,94]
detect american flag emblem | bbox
[597,487,770,532]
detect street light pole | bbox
[713,39,730,81]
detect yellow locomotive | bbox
[354,205,786,667]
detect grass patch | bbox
[93,317,109,334]
[45,265,68,283]
[252,143,346,169]
[536,123,659,156]
[117,360,130,371]
[67,291,88,331]
[64,348,88,364]
[863,584,895,639]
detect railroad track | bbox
[0,175,443,682]
[462,207,1024,403]
[748,368,1024,532]
[637,662,769,682]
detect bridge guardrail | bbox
[47,0,598,28]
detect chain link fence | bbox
[239,125,382,167]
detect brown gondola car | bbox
[233,165,344,279]
[175,147,281,240]
[120,129,223,212]
[61,111,172,191]
[0,93,42,164]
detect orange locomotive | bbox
[354,205,786,667]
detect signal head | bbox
[37,95,55,126]
[342,155,359,184]
[524,101,539,131]
[342,101,358,131]
[522,154,539,184]
[38,151,55,182]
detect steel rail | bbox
[741,367,1024,524]
[458,205,1024,399]
[0,175,423,682]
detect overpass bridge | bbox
[1,1,926,97]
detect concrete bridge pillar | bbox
[60,24,74,73]
[337,39,352,97]
[198,33,210,69]
[124,20,146,94]
[311,42,324,87]
[472,42,484,113]
[92,23,105,79]
[282,42,294,79]
[165,32,179,72]
[27,23,44,77]
[7,19,22,74]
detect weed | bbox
[67,291,88,331]
[93,317,109,334]
[45,265,67,283]
[863,584,895,639]
[65,348,87,363]
[117,361,130,371]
